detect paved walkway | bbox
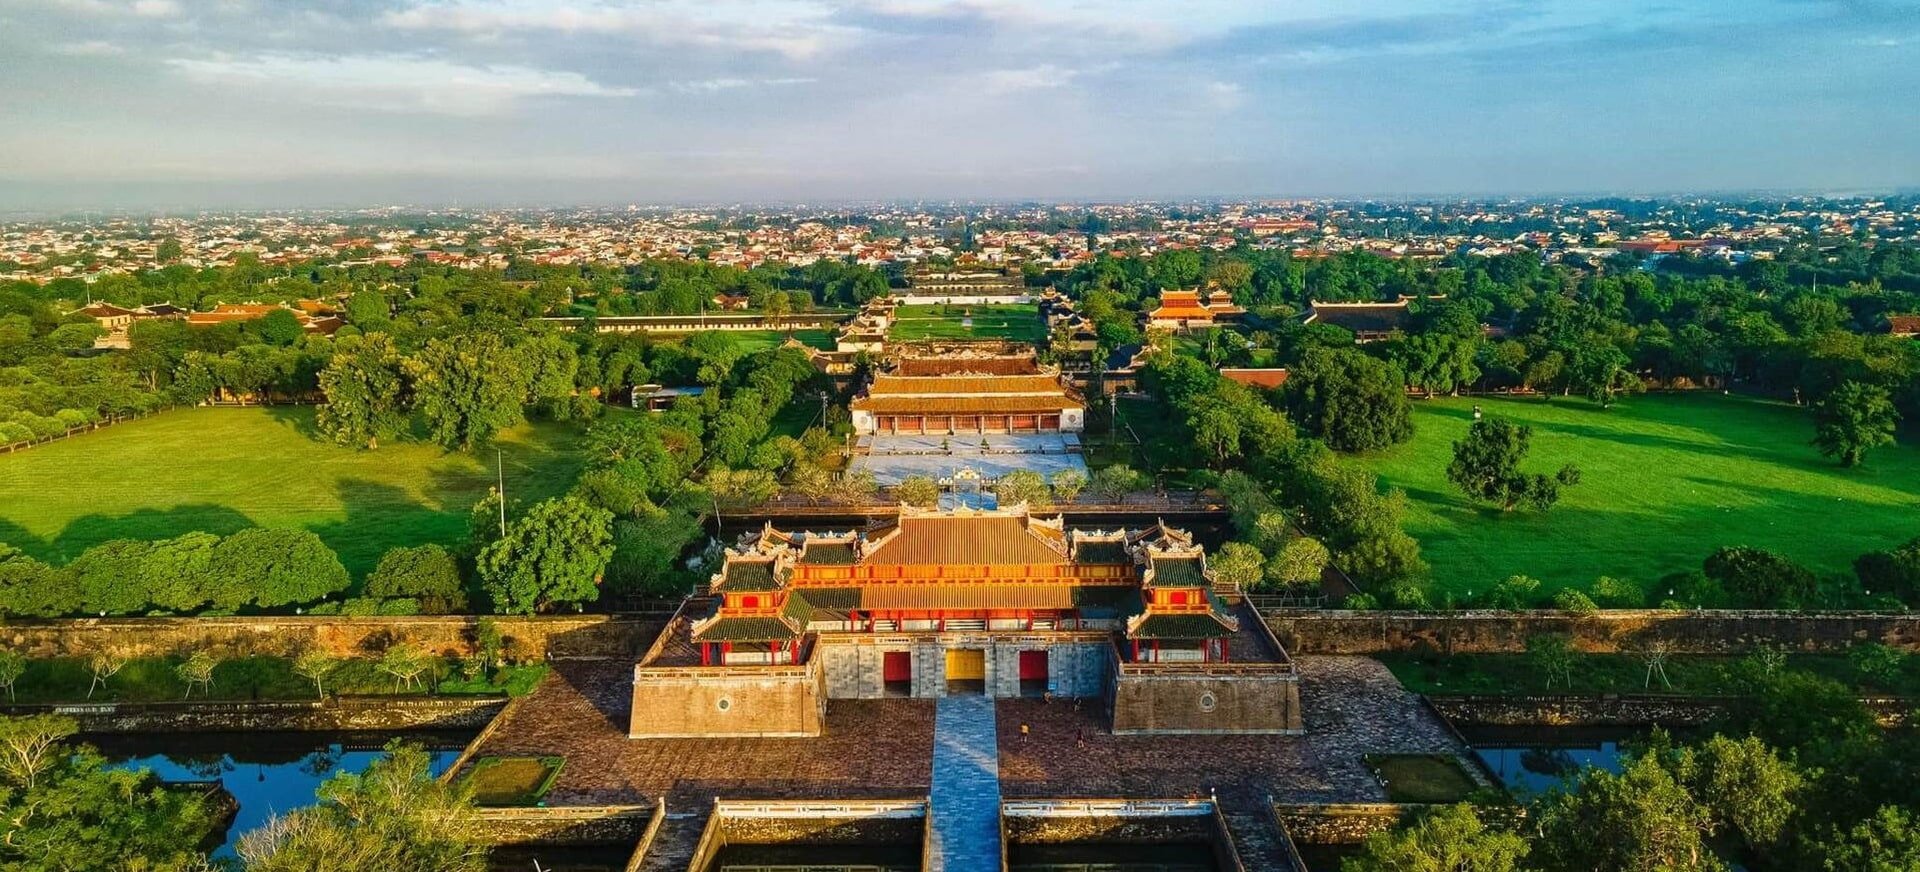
[927,695,1002,872]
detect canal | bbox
[93,730,472,860]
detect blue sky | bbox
[1,0,1917,208]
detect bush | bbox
[1485,574,1543,610]
[1589,576,1644,609]
[1854,537,1920,605]
[365,545,467,614]
[1553,589,1599,614]
[1705,546,1817,610]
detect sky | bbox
[1,0,1918,210]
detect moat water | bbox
[92,730,471,860]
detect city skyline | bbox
[3,0,1919,209]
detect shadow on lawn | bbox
[307,479,451,581]
[263,404,322,439]
[35,504,257,564]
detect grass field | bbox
[889,303,1044,342]
[0,407,588,578]
[1356,394,1920,599]
[647,328,835,353]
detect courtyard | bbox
[849,433,1089,487]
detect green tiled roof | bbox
[719,559,784,591]
[1147,555,1206,588]
[693,616,800,642]
[800,541,858,565]
[1128,612,1235,639]
[1074,541,1130,565]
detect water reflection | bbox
[1007,843,1218,872]
[91,730,471,859]
[1461,725,1641,797]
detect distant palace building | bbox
[1147,289,1244,331]
[630,506,1302,738]
[849,351,1086,435]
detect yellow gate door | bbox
[945,648,985,682]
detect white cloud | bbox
[979,64,1079,95]
[381,0,850,59]
[669,77,817,94]
[165,53,640,116]
[52,39,126,56]
[131,0,180,16]
[1201,80,1244,112]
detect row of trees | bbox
[0,530,349,618]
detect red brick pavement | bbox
[464,660,935,806]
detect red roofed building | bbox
[1889,314,1919,339]
[1220,368,1290,389]
[186,302,342,335]
[628,506,1302,738]
[849,352,1085,434]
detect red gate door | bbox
[883,651,912,683]
[1018,650,1048,681]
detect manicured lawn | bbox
[1354,394,1920,599]
[0,407,589,578]
[463,756,566,806]
[1364,754,1480,803]
[889,303,1044,342]
[647,328,835,353]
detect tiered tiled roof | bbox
[861,509,1068,565]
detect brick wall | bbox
[629,660,825,738]
[1110,672,1304,735]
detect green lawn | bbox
[1364,754,1481,804]
[647,328,834,353]
[889,303,1044,342]
[0,407,588,578]
[1355,394,1920,599]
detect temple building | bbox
[630,506,1303,738]
[849,352,1086,435]
[1146,289,1244,331]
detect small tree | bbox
[1811,380,1899,467]
[787,462,834,505]
[894,475,941,509]
[477,495,616,614]
[832,469,879,505]
[86,649,126,699]
[994,470,1051,508]
[0,649,25,702]
[176,650,220,699]
[1209,542,1266,592]
[1634,639,1673,689]
[1049,469,1087,503]
[366,544,467,614]
[294,649,338,700]
[1342,803,1529,872]
[1528,633,1578,691]
[378,643,433,693]
[1446,417,1573,511]
[1091,464,1147,501]
[1271,537,1330,589]
[0,714,78,789]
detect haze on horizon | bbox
[2,0,1918,211]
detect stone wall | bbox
[629,660,824,738]
[1427,693,1911,728]
[464,804,658,846]
[683,800,927,872]
[2,696,504,733]
[1003,813,1215,844]
[1110,670,1303,735]
[1272,804,1410,845]
[0,615,660,660]
[1266,610,1920,656]
[1047,642,1109,698]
